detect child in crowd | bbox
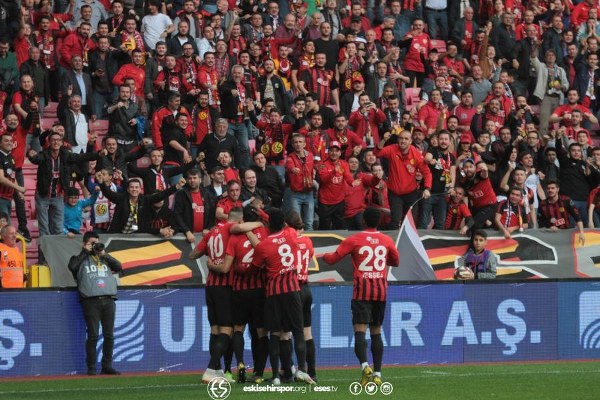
[455,230,498,280]
[63,186,99,237]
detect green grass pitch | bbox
[2,362,600,400]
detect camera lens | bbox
[93,243,105,253]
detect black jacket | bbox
[218,79,253,119]
[173,186,213,234]
[88,49,122,94]
[58,94,90,150]
[97,145,147,182]
[167,34,199,56]
[60,69,93,112]
[199,133,241,172]
[139,201,181,234]
[99,182,179,233]
[257,74,289,115]
[19,60,50,99]
[250,165,284,207]
[128,161,197,194]
[28,148,101,197]
[107,100,140,143]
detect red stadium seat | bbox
[43,102,58,118]
[404,88,421,111]
[90,119,109,135]
[40,118,59,130]
[430,40,446,55]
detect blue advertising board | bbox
[0,282,597,377]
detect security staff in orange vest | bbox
[0,225,25,288]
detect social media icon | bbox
[365,381,378,395]
[349,382,363,395]
[380,382,394,396]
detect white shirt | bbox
[75,72,87,105]
[71,111,88,154]
[142,13,173,50]
[197,38,216,60]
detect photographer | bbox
[68,232,123,376]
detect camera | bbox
[92,243,105,254]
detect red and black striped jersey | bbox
[461,173,497,209]
[195,222,235,287]
[322,229,399,302]
[445,200,472,230]
[539,195,581,229]
[251,228,300,297]
[299,67,336,106]
[588,187,600,209]
[496,199,527,228]
[227,226,268,291]
[294,232,314,285]
[0,151,16,200]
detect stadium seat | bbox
[430,40,447,55]
[44,102,58,118]
[90,119,109,135]
[137,156,150,168]
[404,88,421,111]
[41,118,59,130]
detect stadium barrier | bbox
[1,280,600,377]
[39,230,600,287]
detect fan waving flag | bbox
[389,208,436,281]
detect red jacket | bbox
[59,32,95,68]
[417,101,445,132]
[316,158,354,205]
[347,108,386,144]
[325,128,366,159]
[344,172,380,218]
[151,106,192,149]
[112,63,145,98]
[375,144,433,195]
[299,128,329,161]
[197,65,220,107]
[285,150,315,193]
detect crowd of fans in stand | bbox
[0,0,598,246]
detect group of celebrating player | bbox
[192,205,398,387]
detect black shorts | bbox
[264,291,303,333]
[206,285,233,327]
[232,288,265,327]
[351,299,386,326]
[300,284,313,328]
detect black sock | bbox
[306,339,316,377]
[232,331,245,365]
[255,336,269,376]
[269,334,280,379]
[224,335,233,372]
[354,331,368,364]
[371,334,383,372]
[209,333,218,367]
[292,331,306,373]
[250,327,258,368]
[209,333,229,370]
[279,339,292,378]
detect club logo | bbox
[207,377,231,400]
